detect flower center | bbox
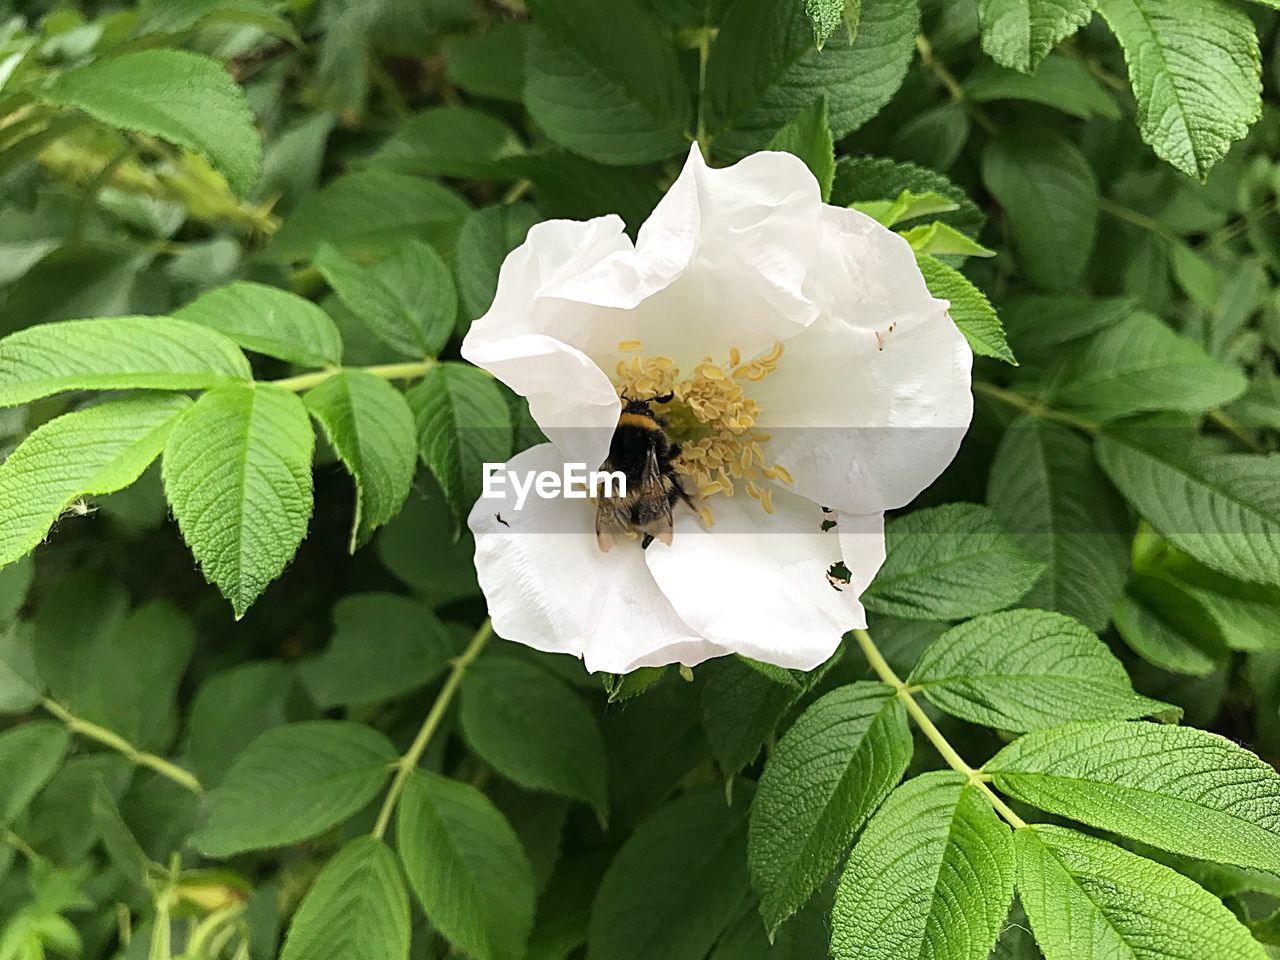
[613,340,792,523]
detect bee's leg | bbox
[641,533,655,549]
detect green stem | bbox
[1099,197,1178,243]
[972,381,1099,435]
[915,34,999,135]
[1208,409,1265,453]
[852,629,1026,829]
[42,698,203,795]
[695,28,714,161]
[502,179,531,205]
[270,359,437,393]
[371,619,494,839]
[3,829,41,863]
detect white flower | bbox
[462,146,973,674]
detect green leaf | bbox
[46,49,261,195]
[91,778,151,883]
[1113,572,1227,675]
[989,720,1280,872]
[976,0,1096,72]
[188,662,294,786]
[314,241,456,359]
[589,787,751,960]
[523,0,691,165]
[987,416,1131,631]
[0,394,189,568]
[965,55,1120,120]
[909,609,1176,732]
[0,317,250,408]
[700,656,819,776]
[265,170,469,263]
[765,98,835,201]
[397,771,536,960]
[299,594,452,707]
[899,221,995,258]
[1096,0,1261,179]
[0,722,70,827]
[999,294,1134,367]
[981,131,1098,290]
[280,836,410,960]
[988,419,1131,632]
[459,657,608,818]
[1096,428,1280,587]
[46,600,194,752]
[305,371,417,550]
[162,383,314,618]
[832,156,985,237]
[0,558,32,625]
[1046,314,1247,420]
[863,503,1045,620]
[136,0,301,42]
[407,362,513,519]
[32,573,126,712]
[1170,242,1219,310]
[1015,825,1268,960]
[193,721,396,857]
[368,106,524,179]
[748,682,912,934]
[1141,542,1280,653]
[706,0,919,158]
[831,772,1015,960]
[0,623,41,715]
[455,204,540,332]
[173,281,343,368]
[916,255,1015,363]
[805,0,861,46]
[852,190,960,229]
[501,150,662,228]
[445,22,529,102]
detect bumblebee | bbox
[595,394,695,551]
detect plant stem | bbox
[371,619,494,839]
[269,359,437,393]
[1208,409,1265,453]
[852,629,1026,830]
[915,34,999,135]
[42,698,203,795]
[695,27,714,161]
[502,179,531,205]
[3,829,41,863]
[1098,197,1178,244]
[972,381,1099,435]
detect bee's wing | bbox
[632,447,674,546]
[595,456,631,552]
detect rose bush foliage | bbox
[2,1,1280,960]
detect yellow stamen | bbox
[610,342,790,523]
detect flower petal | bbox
[464,333,618,472]
[464,150,828,456]
[644,489,864,671]
[545,146,825,369]
[468,444,714,673]
[835,510,887,601]
[754,206,973,514]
